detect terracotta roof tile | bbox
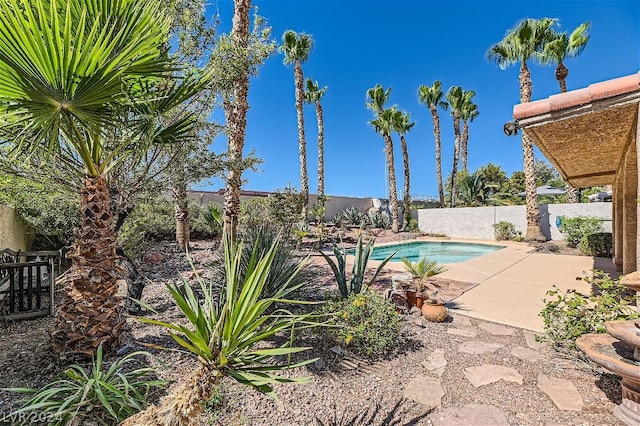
[513,73,640,120]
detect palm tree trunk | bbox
[430,106,445,207]
[450,113,461,207]
[519,60,546,241]
[400,134,411,229]
[122,364,221,426]
[316,100,325,214]
[461,120,469,172]
[294,61,309,221]
[384,133,399,233]
[173,180,190,252]
[556,62,579,203]
[223,0,252,239]
[51,175,125,359]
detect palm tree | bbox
[446,87,475,207]
[366,84,399,233]
[392,110,416,229]
[418,81,449,208]
[542,21,591,203]
[0,0,204,357]
[280,30,313,221]
[460,97,479,173]
[488,18,556,241]
[304,79,328,215]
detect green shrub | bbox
[579,232,613,257]
[238,197,273,231]
[321,291,400,359]
[492,221,516,241]
[539,270,639,349]
[558,216,604,248]
[202,202,223,236]
[3,346,165,425]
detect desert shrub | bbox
[3,346,165,425]
[368,211,391,229]
[492,221,516,241]
[202,202,223,236]
[238,197,273,230]
[539,270,639,349]
[558,216,604,248]
[406,217,420,233]
[320,291,400,359]
[269,186,306,230]
[340,205,368,227]
[579,232,613,257]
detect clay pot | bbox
[405,290,417,307]
[421,301,447,322]
[415,292,425,308]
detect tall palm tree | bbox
[366,84,399,233]
[542,21,591,203]
[488,18,556,241]
[460,98,479,172]
[418,81,449,207]
[280,30,313,221]
[304,79,328,215]
[392,110,416,229]
[0,0,204,357]
[446,87,475,207]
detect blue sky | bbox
[199,0,639,199]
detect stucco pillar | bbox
[637,104,640,273]
[623,141,638,274]
[613,176,624,270]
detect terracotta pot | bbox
[405,290,417,307]
[421,301,447,322]
[415,293,425,308]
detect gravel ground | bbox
[0,232,624,425]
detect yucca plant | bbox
[122,235,319,425]
[319,236,395,298]
[3,346,165,425]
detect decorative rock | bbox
[511,346,543,363]
[430,404,509,426]
[143,252,164,263]
[464,364,523,388]
[524,330,547,350]
[449,313,473,327]
[403,375,445,409]
[313,358,325,371]
[181,269,204,280]
[413,317,427,328]
[447,327,478,338]
[330,346,347,356]
[458,341,504,355]
[477,321,516,336]
[409,306,422,316]
[422,349,447,377]
[537,373,585,411]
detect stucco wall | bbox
[0,205,30,251]
[418,203,612,240]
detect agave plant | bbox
[368,211,391,229]
[122,235,319,425]
[340,206,368,227]
[319,236,395,298]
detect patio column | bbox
[623,141,638,274]
[637,104,640,273]
[613,177,623,270]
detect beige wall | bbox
[0,205,30,251]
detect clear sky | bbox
[199,0,640,199]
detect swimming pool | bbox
[368,241,505,264]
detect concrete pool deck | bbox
[377,238,620,332]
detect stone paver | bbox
[421,349,447,377]
[524,330,547,350]
[458,341,504,355]
[447,327,477,338]
[463,364,524,388]
[511,346,543,363]
[537,373,585,411]
[430,404,510,426]
[477,321,516,336]
[449,313,473,327]
[403,375,445,409]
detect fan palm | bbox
[541,21,590,203]
[280,30,313,221]
[418,81,449,207]
[487,17,556,241]
[0,0,205,358]
[366,85,399,233]
[304,79,328,214]
[446,86,475,207]
[460,99,479,173]
[392,110,415,229]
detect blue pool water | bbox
[367,241,505,264]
